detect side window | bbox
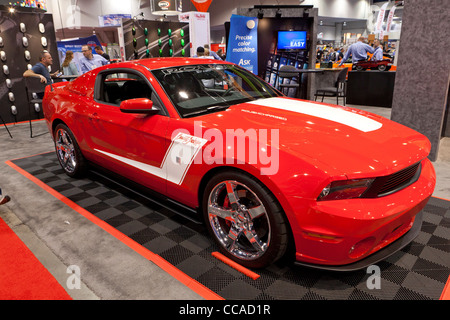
[99,72,154,106]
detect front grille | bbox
[363,162,421,198]
[378,162,421,196]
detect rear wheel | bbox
[377,64,387,71]
[203,171,289,268]
[54,123,88,178]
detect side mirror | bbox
[120,98,159,114]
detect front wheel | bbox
[54,123,88,178]
[203,171,289,268]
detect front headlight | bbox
[317,178,374,201]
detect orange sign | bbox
[191,0,213,12]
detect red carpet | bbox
[0,217,72,300]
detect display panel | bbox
[277,31,307,50]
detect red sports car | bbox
[42,58,435,270]
[353,58,393,71]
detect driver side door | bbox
[84,67,170,194]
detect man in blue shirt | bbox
[79,45,109,74]
[23,50,59,85]
[339,37,375,66]
[371,40,383,61]
[23,50,60,98]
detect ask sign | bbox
[226,15,258,74]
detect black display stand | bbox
[122,18,190,61]
[346,70,396,108]
[0,8,59,124]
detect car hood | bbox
[195,97,430,178]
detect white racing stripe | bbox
[246,97,383,132]
[94,132,207,185]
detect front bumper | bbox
[289,157,435,271]
[294,209,423,271]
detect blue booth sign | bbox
[226,15,258,74]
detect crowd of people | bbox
[23,45,110,85]
[317,37,396,65]
[194,44,225,60]
[23,43,227,86]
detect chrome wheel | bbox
[55,127,77,174]
[207,180,271,261]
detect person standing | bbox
[338,37,375,66]
[204,44,222,60]
[371,40,384,61]
[94,45,110,62]
[79,45,109,74]
[61,50,79,76]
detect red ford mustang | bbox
[42,58,435,270]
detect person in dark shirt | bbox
[94,45,110,61]
[23,50,59,85]
[23,50,60,98]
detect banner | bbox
[98,14,131,27]
[374,2,389,37]
[190,0,213,12]
[226,15,258,74]
[385,5,397,36]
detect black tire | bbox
[54,123,88,178]
[202,171,289,268]
[377,64,387,71]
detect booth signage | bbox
[98,14,132,27]
[226,15,258,74]
[151,0,182,16]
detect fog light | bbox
[348,237,375,259]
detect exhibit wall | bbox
[0,10,59,123]
[235,6,318,99]
[390,0,450,161]
[257,17,310,97]
[121,18,189,60]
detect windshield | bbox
[151,64,282,118]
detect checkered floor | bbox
[11,152,450,300]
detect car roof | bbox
[128,57,233,70]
